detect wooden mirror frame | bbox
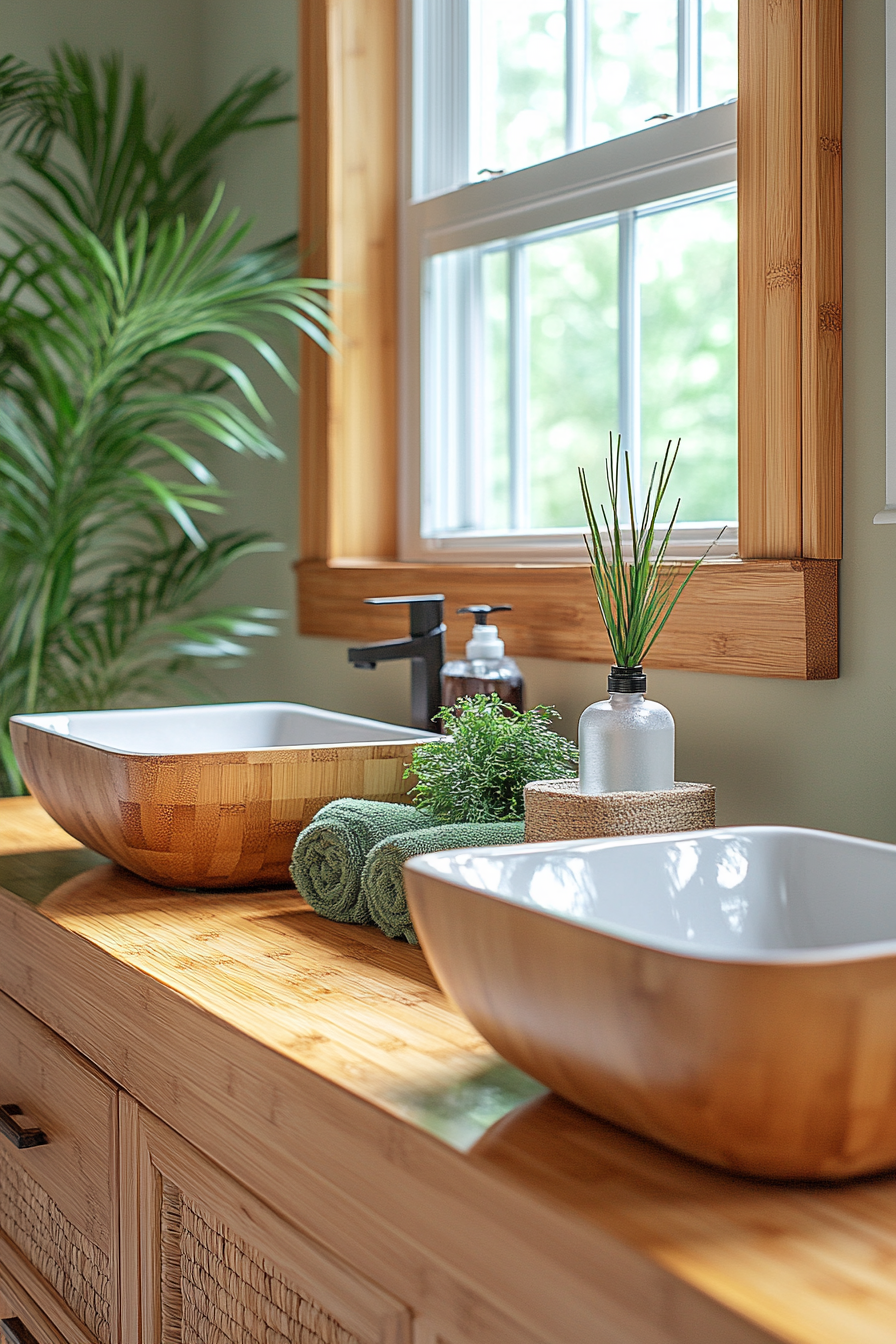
[296,0,841,680]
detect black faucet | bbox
[348,595,446,732]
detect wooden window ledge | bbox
[296,556,837,680]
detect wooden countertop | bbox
[3,796,896,1344]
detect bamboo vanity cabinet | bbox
[4,800,896,1344]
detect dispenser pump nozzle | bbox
[458,604,511,660]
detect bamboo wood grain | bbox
[412,1325,447,1344]
[0,992,116,1255]
[801,0,843,558]
[0,798,83,856]
[38,868,497,1109]
[0,1259,85,1344]
[10,724,425,889]
[299,0,332,562]
[0,991,117,1343]
[0,1229,104,1344]
[116,1097,140,1344]
[738,0,843,558]
[473,1093,896,1344]
[7,799,896,1344]
[126,1098,412,1344]
[299,0,398,563]
[297,556,838,680]
[740,0,804,558]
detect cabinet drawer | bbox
[124,1098,411,1344]
[0,992,116,1344]
[0,1275,72,1344]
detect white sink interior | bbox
[408,827,896,962]
[13,702,434,755]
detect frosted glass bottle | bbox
[578,665,675,795]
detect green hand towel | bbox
[362,821,526,944]
[290,799,437,924]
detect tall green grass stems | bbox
[579,435,719,669]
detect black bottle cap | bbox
[457,604,512,625]
[607,664,647,693]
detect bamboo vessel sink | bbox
[11,703,434,889]
[405,826,896,1180]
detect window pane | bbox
[464,1,738,178]
[527,226,619,527]
[422,194,736,540]
[471,0,566,176]
[424,248,478,531]
[587,0,678,145]
[701,0,738,107]
[638,193,737,523]
[483,250,510,529]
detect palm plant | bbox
[0,49,334,792]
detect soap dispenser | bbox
[440,605,524,714]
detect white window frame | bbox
[398,0,739,564]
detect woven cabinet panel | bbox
[161,1179,362,1344]
[0,1143,111,1342]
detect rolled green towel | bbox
[290,800,437,924]
[362,821,526,944]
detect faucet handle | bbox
[364,593,445,637]
[364,594,445,606]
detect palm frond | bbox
[31,532,282,710]
[0,530,284,780]
[163,68,292,222]
[0,54,56,148]
[0,47,295,246]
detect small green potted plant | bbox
[409,693,578,823]
[577,435,713,795]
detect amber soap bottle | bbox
[440,605,524,714]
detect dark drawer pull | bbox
[0,1104,48,1149]
[1,1319,40,1344]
